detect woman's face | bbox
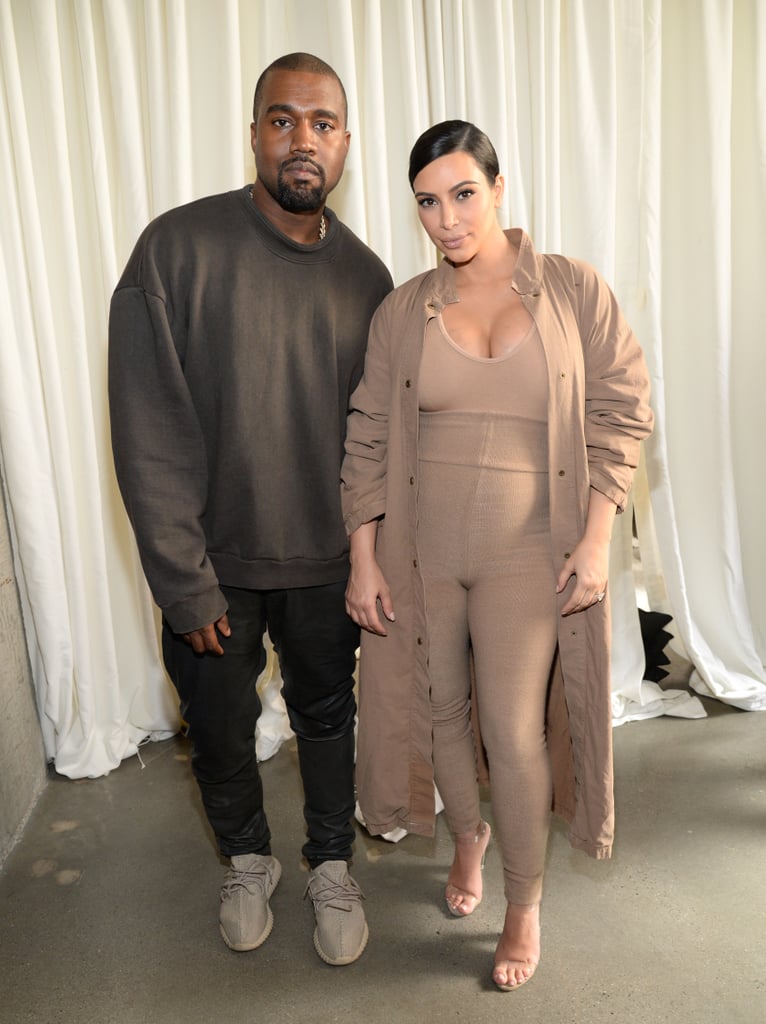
[412,149,503,264]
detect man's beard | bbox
[272,159,328,213]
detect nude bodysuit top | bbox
[418,313,548,472]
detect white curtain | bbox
[1,0,763,778]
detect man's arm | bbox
[108,283,227,636]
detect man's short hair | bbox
[252,52,348,126]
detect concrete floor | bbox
[1,694,764,1024]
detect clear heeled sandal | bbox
[444,819,492,917]
[492,901,541,991]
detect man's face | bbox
[250,70,350,214]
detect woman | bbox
[341,121,653,991]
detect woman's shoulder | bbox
[392,266,439,300]
[539,249,608,293]
[374,266,440,318]
[506,229,596,298]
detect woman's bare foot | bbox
[444,820,491,916]
[492,901,541,990]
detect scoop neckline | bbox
[435,313,536,364]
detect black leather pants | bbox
[162,580,359,865]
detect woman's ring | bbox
[596,592,605,602]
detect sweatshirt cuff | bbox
[162,586,228,635]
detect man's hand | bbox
[182,613,231,655]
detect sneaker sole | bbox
[313,920,369,966]
[219,859,282,952]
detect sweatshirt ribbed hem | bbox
[209,551,350,590]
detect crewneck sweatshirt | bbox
[109,186,392,633]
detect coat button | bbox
[410,476,415,485]
[558,469,565,477]
[417,637,423,645]
[405,379,412,388]
[413,559,418,568]
[564,552,571,559]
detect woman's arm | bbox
[553,261,652,615]
[341,301,394,534]
[341,298,400,635]
[556,488,617,615]
[345,520,395,635]
[575,260,654,511]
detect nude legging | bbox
[417,410,558,905]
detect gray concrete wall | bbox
[0,483,46,866]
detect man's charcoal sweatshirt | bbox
[108,186,392,633]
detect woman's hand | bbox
[556,538,609,615]
[346,521,395,635]
[556,489,617,615]
[346,558,394,635]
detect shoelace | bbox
[305,874,365,912]
[221,863,273,898]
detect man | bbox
[108,53,392,966]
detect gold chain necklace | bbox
[249,186,326,241]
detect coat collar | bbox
[423,228,543,316]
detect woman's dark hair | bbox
[408,120,500,189]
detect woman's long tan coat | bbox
[341,230,653,859]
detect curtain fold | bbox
[731,0,766,666]
[1,0,763,778]
[645,0,766,709]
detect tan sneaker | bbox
[219,853,281,951]
[305,861,368,965]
